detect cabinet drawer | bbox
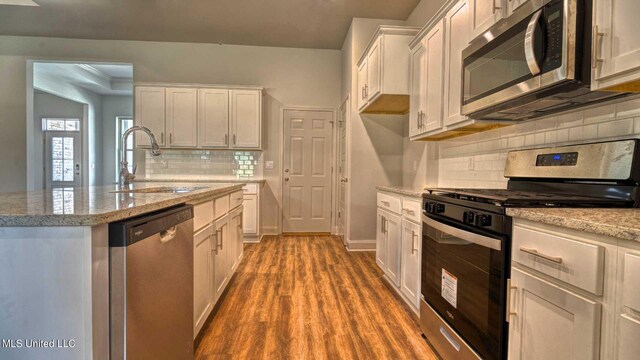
[401,197,421,223]
[193,200,214,232]
[512,225,605,295]
[623,253,640,312]
[230,190,244,209]
[618,314,640,360]
[214,195,230,220]
[243,183,258,195]
[377,192,401,214]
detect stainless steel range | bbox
[420,139,640,360]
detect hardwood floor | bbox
[195,235,438,360]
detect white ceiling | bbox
[0,0,420,49]
[34,63,133,96]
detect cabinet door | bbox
[385,212,402,287]
[230,89,261,149]
[242,194,258,236]
[507,0,529,14]
[617,314,640,360]
[592,0,640,90]
[357,61,369,111]
[443,0,470,127]
[166,87,198,147]
[228,209,242,272]
[400,219,421,310]
[423,20,446,133]
[409,44,426,138]
[470,0,505,41]
[236,208,244,262]
[134,86,166,147]
[376,209,387,270]
[508,268,601,360]
[198,89,229,148]
[193,224,213,336]
[213,216,229,302]
[367,37,382,101]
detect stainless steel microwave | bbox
[461,0,627,121]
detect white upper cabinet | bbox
[136,85,263,150]
[422,20,446,133]
[409,43,426,138]
[591,0,640,91]
[357,26,421,115]
[230,89,262,149]
[470,0,505,41]
[507,0,529,14]
[357,61,369,112]
[135,86,166,147]
[165,87,198,147]
[443,0,471,127]
[198,89,229,148]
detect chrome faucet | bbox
[119,126,162,186]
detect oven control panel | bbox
[424,200,506,235]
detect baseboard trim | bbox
[346,239,376,251]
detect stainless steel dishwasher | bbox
[109,205,194,360]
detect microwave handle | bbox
[524,9,544,76]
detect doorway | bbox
[43,118,83,188]
[282,109,334,233]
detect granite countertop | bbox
[136,177,266,184]
[376,185,426,198]
[507,208,640,243]
[0,182,244,227]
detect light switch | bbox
[266,161,274,169]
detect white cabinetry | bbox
[508,268,601,360]
[135,85,263,150]
[357,26,420,115]
[242,183,261,242]
[134,86,166,146]
[190,190,244,338]
[230,89,262,149]
[615,246,640,360]
[198,89,229,148]
[443,0,470,127]
[507,0,529,14]
[470,0,505,41]
[591,0,640,91]
[165,87,198,147]
[409,43,426,138]
[376,190,423,314]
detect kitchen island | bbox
[0,182,244,360]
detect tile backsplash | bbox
[145,150,262,179]
[438,97,640,188]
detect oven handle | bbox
[423,215,502,251]
[524,9,543,76]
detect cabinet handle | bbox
[161,132,165,144]
[362,87,366,100]
[365,84,368,98]
[233,134,237,145]
[381,216,386,233]
[519,246,563,264]
[384,218,388,234]
[506,279,517,322]
[169,133,173,145]
[411,231,418,254]
[492,0,501,14]
[381,200,390,206]
[225,134,228,145]
[212,232,219,254]
[419,111,424,128]
[592,25,604,69]
[403,208,415,215]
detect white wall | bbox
[0,35,341,234]
[101,95,132,185]
[341,18,406,247]
[33,91,85,188]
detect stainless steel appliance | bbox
[420,139,640,360]
[461,0,628,121]
[110,205,194,360]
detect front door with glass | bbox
[43,118,82,188]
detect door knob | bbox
[284,177,290,182]
[285,169,290,173]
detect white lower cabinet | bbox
[192,193,244,337]
[616,248,640,360]
[242,183,261,242]
[193,223,214,336]
[508,268,601,360]
[376,191,423,314]
[400,219,422,310]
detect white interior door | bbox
[337,102,348,243]
[44,131,82,188]
[282,109,334,233]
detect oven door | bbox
[461,0,578,117]
[421,215,507,360]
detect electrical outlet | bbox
[265,161,274,169]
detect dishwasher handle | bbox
[159,227,178,243]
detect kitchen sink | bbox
[111,186,209,194]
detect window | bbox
[116,117,134,180]
[42,118,80,132]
